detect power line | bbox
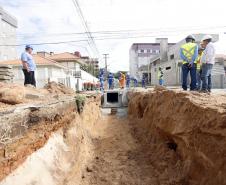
[2,25,226,39]
[0,27,224,47]
[71,0,100,58]
[1,25,226,40]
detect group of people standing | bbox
[99,71,138,91]
[99,34,216,93]
[180,34,215,93]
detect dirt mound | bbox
[0,83,25,105]
[128,88,226,185]
[44,82,75,95]
[0,82,73,109]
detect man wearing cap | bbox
[200,35,215,93]
[21,45,36,87]
[180,35,198,91]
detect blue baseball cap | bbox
[25,45,33,50]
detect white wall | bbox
[0,18,17,61]
[129,48,138,79]
[12,66,68,88]
[81,69,98,83]
[60,61,80,71]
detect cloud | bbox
[1,0,226,72]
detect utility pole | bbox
[103,54,109,80]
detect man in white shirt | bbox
[200,35,216,93]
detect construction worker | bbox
[195,46,204,91]
[158,67,164,85]
[180,35,198,91]
[119,72,125,89]
[131,77,138,87]
[108,72,114,89]
[99,69,104,91]
[134,78,138,87]
[200,35,215,93]
[126,73,131,88]
[142,74,146,88]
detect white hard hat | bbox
[201,35,213,41]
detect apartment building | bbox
[129,39,175,81]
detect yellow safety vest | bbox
[181,42,197,64]
[194,52,203,70]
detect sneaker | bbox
[200,89,209,94]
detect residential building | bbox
[1,53,99,91]
[47,52,98,88]
[129,39,175,82]
[73,51,99,77]
[81,56,99,77]
[149,34,225,89]
[47,52,86,73]
[0,6,17,61]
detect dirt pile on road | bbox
[0,83,25,105]
[0,82,75,109]
[128,88,226,185]
[44,82,75,95]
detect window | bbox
[138,49,144,53]
[147,49,150,53]
[155,50,160,54]
[166,66,171,70]
[170,54,174,60]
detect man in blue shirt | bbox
[99,69,104,91]
[126,73,130,88]
[142,74,146,88]
[108,72,114,89]
[21,45,36,87]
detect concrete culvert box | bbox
[101,90,128,108]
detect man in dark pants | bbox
[21,45,36,87]
[180,35,198,91]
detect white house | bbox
[47,52,98,90]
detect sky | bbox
[1,0,226,72]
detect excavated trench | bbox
[1,87,226,185]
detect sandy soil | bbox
[64,112,174,185]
